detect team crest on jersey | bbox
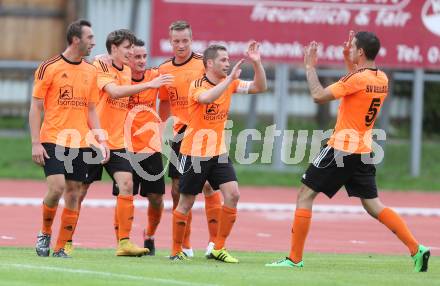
[168,87,179,101]
[59,85,73,100]
[206,103,219,115]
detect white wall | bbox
[86,0,151,56]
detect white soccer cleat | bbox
[182,248,194,258]
[205,241,215,258]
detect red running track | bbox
[0,180,439,256]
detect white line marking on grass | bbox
[349,240,367,244]
[1,197,440,217]
[256,233,272,238]
[0,263,218,286]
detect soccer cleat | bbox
[52,248,71,258]
[210,248,239,263]
[64,241,74,256]
[182,248,194,258]
[144,238,155,256]
[35,231,51,257]
[116,239,149,257]
[412,244,430,272]
[169,252,189,261]
[265,257,304,268]
[205,242,215,259]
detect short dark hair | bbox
[203,44,227,67]
[134,38,145,47]
[105,29,136,54]
[355,31,381,61]
[169,20,192,38]
[66,19,92,45]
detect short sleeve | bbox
[93,60,116,91]
[329,73,364,99]
[32,63,52,99]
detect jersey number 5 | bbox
[365,98,381,127]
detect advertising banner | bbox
[151,0,440,69]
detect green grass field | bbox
[1,136,440,191]
[0,248,438,286]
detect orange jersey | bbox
[328,68,388,153]
[180,76,251,157]
[32,54,99,148]
[158,53,204,133]
[93,60,132,150]
[125,68,162,153]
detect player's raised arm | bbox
[304,41,335,104]
[197,59,244,104]
[103,74,174,99]
[343,30,357,73]
[246,41,267,94]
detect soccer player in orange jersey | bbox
[158,21,223,257]
[30,19,109,258]
[266,32,430,272]
[170,42,267,262]
[78,30,173,257]
[120,38,166,255]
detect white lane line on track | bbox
[0,263,218,286]
[1,197,440,217]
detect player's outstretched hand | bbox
[246,41,261,63]
[32,142,49,166]
[343,30,355,60]
[227,59,244,81]
[304,41,319,69]
[149,74,174,88]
